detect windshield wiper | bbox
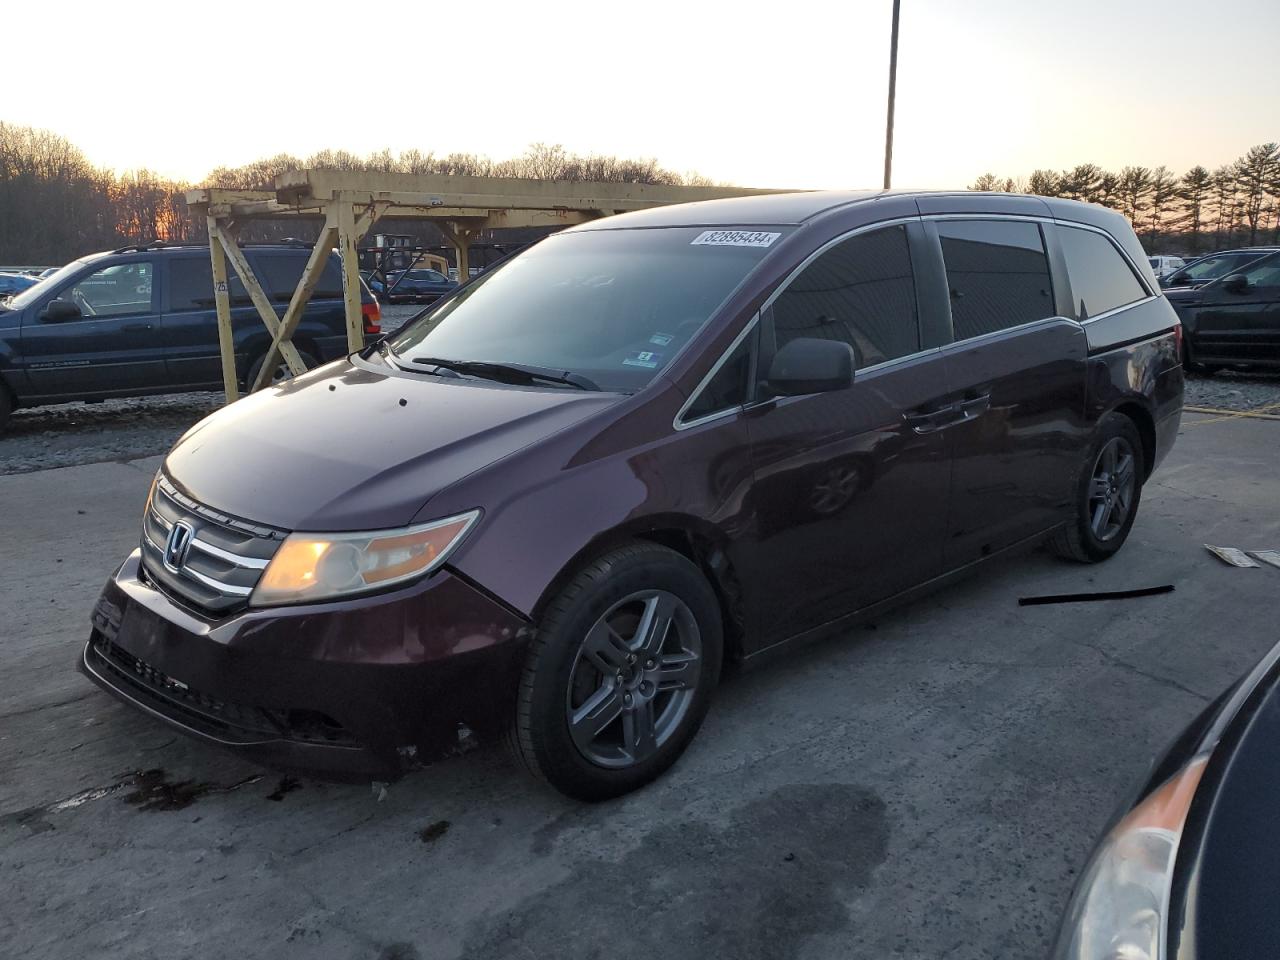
[411,357,598,391]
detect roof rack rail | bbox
[111,239,170,254]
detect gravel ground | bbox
[0,306,426,476]
[1183,367,1280,413]
[4,334,1278,475]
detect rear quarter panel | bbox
[1083,296,1184,475]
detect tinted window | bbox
[255,253,343,302]
[767,225,917,369]
[390,227,784,393]
[684,330,754,422]
[1058,225,1147,319]
[937,220,1054,339]
[168,257,248,310]
[1177,253,1254,284]
[67,261,155,318]
[1237,252,1280,289]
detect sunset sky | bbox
[4,0,1277,190]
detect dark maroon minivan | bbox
[81,191,1183,799]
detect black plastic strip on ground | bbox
[1018,584,1175,606]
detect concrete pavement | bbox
[2,412,1278,960]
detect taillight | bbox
[362,299,381,335]
[1172,320,1183,362]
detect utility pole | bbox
[883,0,902,190]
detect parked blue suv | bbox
[0,243,380,430]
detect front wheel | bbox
[1048,413,1145,563]
[510,542,723,801]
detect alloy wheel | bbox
[1088,436,1137,541]
[565,590,702,769]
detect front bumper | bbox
[79,550,530,781]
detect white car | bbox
[1147,255,1185,278]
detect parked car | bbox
[1166,249,1280,371]
[0,272,40,296]
[1052,634,1280,960]
[79,191,1183,800]
[1160,246,1279,289]
[1147,255,1185,279]
[0,243,381,430]
[375,268,458,303]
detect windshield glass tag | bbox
[691,230,781,248]
[623,351,663,369]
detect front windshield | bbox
[389,226,785,392]
[6,258,91,309]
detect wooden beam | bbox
[251,216,338,392]
[274,169,791,207]
[207,218,239,403]
[334,198,365,352]
[209,223,308,378]
[436,219,486,286]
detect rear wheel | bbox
[1049,413,1145,563]
[246,348,317,391]
[510,542,723,801]
[0,382,12,433]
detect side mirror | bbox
[39,298,82,322]
[765,338,856,397]
[1221,274,1250,294]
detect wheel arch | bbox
[1107,399,1157,480]
[529,514,747,668]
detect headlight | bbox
[143,472,159,519]
[250,510,480,607]
[1053,755,1207,960]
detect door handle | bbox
[122,322,153,333]
[958,394,990,419]
[904,404,963,434]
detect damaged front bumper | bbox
[79,550,530,782]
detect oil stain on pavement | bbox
[460,782,889,960]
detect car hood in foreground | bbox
[163,358,622,531]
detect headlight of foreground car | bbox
[250,510,480,607]
[1053,755,1208,960]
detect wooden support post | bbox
[207,218,239,404]
[437,219,485,286]
[250,215,338,393]
[209,223,307,378]
[335,199,364,353]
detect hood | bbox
[163,357,622,531]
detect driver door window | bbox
[67,261,156,318]
[761,224,919,372]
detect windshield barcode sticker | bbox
[691,230,781,248]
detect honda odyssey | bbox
[80,190,1184,800]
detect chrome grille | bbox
[140,476,285,614]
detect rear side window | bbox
[937,220,1054,339]
[767,224,918,370]
[168,257,248,310]
[254,253,344,302]
[1058,225,1147,320]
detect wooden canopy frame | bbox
[185,172,785,402]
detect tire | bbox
[1049,413,1145,563]
[245,348,317,391]
[510,542,723,801]
[0,382,12,433]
